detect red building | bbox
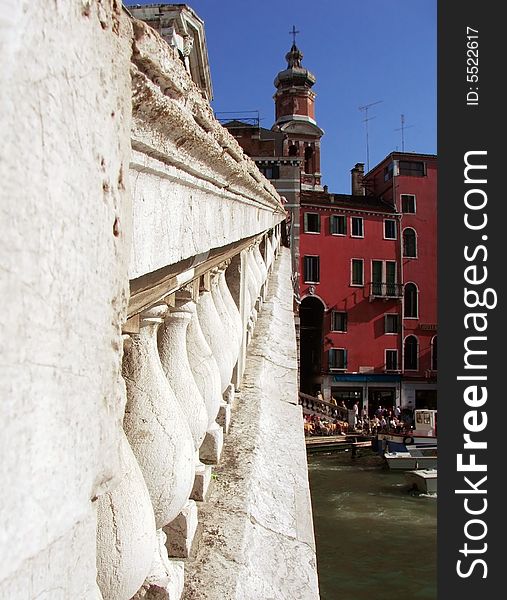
[299,154,437,415]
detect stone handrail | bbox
[298,392,348,421]
[130,19,285,215]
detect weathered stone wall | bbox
[0,1,132,597]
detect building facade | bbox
[362,153,438,411]
[299,153,437,415]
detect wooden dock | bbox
[305,435,373,455]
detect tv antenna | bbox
[394,114,414,152]
[359,100,383,171]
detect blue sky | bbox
[126,1,436,193]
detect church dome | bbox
[274,43,316,89]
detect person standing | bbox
[330,396,338,417]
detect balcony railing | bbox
[369,282,403,299]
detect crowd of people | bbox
[304,395,414,437]
[303,413,349,436]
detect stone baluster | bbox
[265,235,274,272]
[157,294,209,552]
[245,254,259,315]
[253,242,268,286]
[253,244,268,283]
[122,304,195,530]
[186,296,224,464]
[217,263,243,357]
[158,294,209,452]
[274,224,281,255]
[243,275,253,327]
[96,427,158,600]
[211,266,241,425]
[210,268,240,374]
[247,249,262,332]
[248,246,263,303]
[252,242,268,303]
[196,277,234,393]
[250,244,266,312]
[225,254,248,389]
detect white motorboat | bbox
[384,446,437,470]
[405,468,437,494]
[376,409,438,454]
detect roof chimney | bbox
[351,163,365,196]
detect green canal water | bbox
[307,451,437,600]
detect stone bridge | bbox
[0,2,319,599]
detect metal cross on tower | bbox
[289,25,300,45]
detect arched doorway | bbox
[299,296,324,394]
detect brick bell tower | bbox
[272,27,324,191]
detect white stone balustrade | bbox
[196,285,234,394]
[122,304,195,530]
[158,296,209,451]
[2,1,307,596]
[96,429,157,600]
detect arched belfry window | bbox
[403,228,417,257]
[404,335,418,370]
[404,283,418,318]
[304,145,314,173]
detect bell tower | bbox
[272,27,324,191]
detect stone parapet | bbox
[0,2,313,599]
[129,19,285,280]
[183,249,320,600]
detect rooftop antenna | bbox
[359,100,383,171]
[394,114,414,152]
[289,25,300,45]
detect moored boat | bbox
[384,446,437,470]
[376,409,437,455]
[405,468,437,494]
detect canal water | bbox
[307,450,436,600]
